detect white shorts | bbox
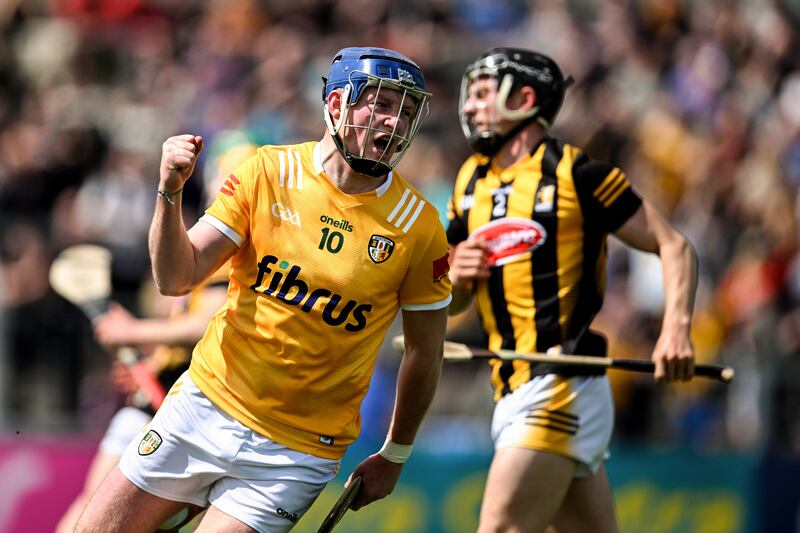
[119,373,340,533]
[99,406,152,455]
[491,374,613,478]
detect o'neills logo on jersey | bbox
[470,218,547,267]
[368,235,395,264]
[250,255,372,332]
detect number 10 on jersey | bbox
[319,228,344,253]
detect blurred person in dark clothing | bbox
[0,220,100,427]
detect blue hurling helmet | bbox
[322,47,431,177]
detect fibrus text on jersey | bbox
[250,255,371,332]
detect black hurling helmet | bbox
[323,47,431,177]
[459,48,572,156]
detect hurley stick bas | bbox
[391,336,734,383]
[317,476,362,533]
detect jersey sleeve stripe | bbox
[401,294,452,311]
[592,168,621,198]
[278,151,286,187]
[394,195,418,229]
[200,214,245,247]
[597,175,628,203]
[295,150,303,189]
[602,181,630,207]
[287,149,295,188]
[387,188,412,223]
[401,200,425,233]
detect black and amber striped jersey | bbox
[446,137,642,400]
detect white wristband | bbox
[378,438,413,464]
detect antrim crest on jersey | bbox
[138,430,162,456]
[368,235,395,263]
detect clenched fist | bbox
[160,134,204,192]
[449,239,490,289]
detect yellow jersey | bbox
[190,141,452,458]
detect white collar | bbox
[313,142,393,197]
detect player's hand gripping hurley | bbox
[317,476,362,533]
[49,245,167,410]
[392,336,734,383]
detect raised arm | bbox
[614,200,698,382]
[150,134,237,296]
[348,307,448,510]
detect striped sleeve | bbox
[204,152,260,245]
[573,158,642,233]
[399,210,453,310]
[445,194,468,245]
[445,161,476,245]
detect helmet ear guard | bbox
[459,48,572,156]
[322,47,431,177]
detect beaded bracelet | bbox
[157,187,183,206]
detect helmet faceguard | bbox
[459,48,572,156]
[323,47,431,177]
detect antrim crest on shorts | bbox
[138,429,163,456]
[368,235,395,264]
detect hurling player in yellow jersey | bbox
[75,48,451,533]
[60,138,253,533]
[447,48,698,533]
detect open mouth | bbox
[373,136,391,154]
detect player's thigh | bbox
[209,441,339,532]
[82,450,123,495]
[75,467,189,533]
[478,447,577,533]
[551,464,619,533]
[55,450,124,533]
[84,406,151,495]
[194,505,259,533]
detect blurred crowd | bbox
[1,0,799,456]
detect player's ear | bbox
[327,89,343,121]
[517,85,537,111]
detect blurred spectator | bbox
[0,220,105,429]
